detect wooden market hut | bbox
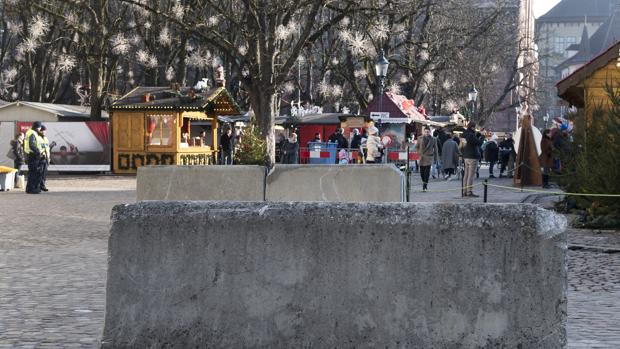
[557,40,620,124]
[110,85,242,174]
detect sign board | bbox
[346,116,366,128]
[370,112,390,119]
[17,121,111,171]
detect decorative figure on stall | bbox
[514,114,543,187]
[75,83,90,106]
[215,65,226,87]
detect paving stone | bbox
[0,175,618,347]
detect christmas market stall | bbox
[110,84,242,174]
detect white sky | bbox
[534,0,562,18]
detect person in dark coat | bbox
[418,126,438,192]
[25,121,43,194]
[220,128,235,165]
[433,127,449,156]
[38,125,50,191]
[10,133,25,176]
[350,129,362,150]
[440,134,460,180]
[282,133,299,164]
[539,129,554,188]
[462,122,482,197]
[484,135,499,178]
[498,133,515,178]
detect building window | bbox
[553,36,577,57]
[146,114,174,146]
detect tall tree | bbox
[124,0,357,164]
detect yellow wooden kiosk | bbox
[110,85,242,174]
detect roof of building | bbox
[557,26,593,70]
[363,92,427,121]
[296,113,356,125]
[0,101,108,119]
[556,40,620,107]
[587,5,620,54]
[538,0,612,23]
[111,86,242,115]
[557,5,620,71]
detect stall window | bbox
[187,120,213,148]
[147,114,174,146]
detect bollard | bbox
[483,179,488,203]
[461,162,465,197]
[406,145,411,202]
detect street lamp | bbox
[375,49,389,113]
[468,84,478,122]
[515,102,522,130]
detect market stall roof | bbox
[556,40,620,108]
[363,92,427,122]
[111,86,242,116]
[284,113,364,125]
[0,101,108,121]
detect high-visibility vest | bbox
[24,129,44,155]
[40,136,50,159]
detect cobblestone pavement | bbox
[0,174,618,348]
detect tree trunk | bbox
[89,63,104,120]
[249,84,277,166]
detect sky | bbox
[533,0,562,18]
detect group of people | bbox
[9,121,51,194]
[413,122,517,195]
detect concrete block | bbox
[136,165,265,201]
[102,201,567,348]
[266,164,405,202]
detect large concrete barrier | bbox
[266,164,405,202]
[102,201,567,348]
[136,165,265,201]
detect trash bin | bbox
[0,168,16,191]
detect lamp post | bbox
[515,102,522,131]
[375,49,389,113]
[467,84,478,122]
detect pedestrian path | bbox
[0,175,618,348]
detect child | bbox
[338,148,349,164]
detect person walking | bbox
[24,121,44,194]
[38,125,50,191]
[462,122,482,197]
[484,134,499,178]
[350,129,362,150]
[418,126,438,192]
[281,133,299,164]
[498,133,515,178]
[365,126,383,164]
[441,133,460,181]
[9,133,25,177]
[220,127,234,165]
[539,129,554,189]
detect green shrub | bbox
[558,85,620,229]
[235,125,267,165]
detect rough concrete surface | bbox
[266,164,405,202]
[137,165,265,201]
[102,201,567,348]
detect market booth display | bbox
[110,86,241,174]
[0,102,110,171]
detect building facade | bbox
[535,0,613,122]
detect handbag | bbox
[6,148,16,160]
[15,174,25,189]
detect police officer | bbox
[38,125,50,192]
[24,121,44,194]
